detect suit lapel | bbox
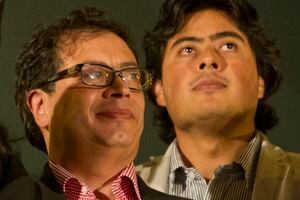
[39,163,65,199]
[143,143,174,193]
[252,135,290,200]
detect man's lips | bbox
[192,79,227,91]
[96,108,134,119]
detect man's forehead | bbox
[56,30,136,70]
[56,30,108,61]
[58,30,107,48]
[182,9,238,32]
[168,9,247,45]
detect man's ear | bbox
[26,89,50,130]
[153,80,166,107]
[258,76,265,99]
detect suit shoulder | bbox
[136,155,163,172]
[286,151,300,168]
[0,176,40,200]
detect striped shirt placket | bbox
[168,131,262,200]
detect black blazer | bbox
[0,154,28,190]
[0,156,63,200]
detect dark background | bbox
[0,0,299,178]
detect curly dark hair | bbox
[144,0,282,144]
[15,7,137,153]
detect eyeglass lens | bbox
[80,64,149,90]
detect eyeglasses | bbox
[41,63,153,91]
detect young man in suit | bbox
[137,0,300,199]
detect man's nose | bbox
[197,47,226,72]
[103,76,130,98]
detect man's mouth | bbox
[192,79,227,91]
[96,108,134,119]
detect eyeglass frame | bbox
[39,63,153,91]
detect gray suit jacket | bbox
[137,134,300,200]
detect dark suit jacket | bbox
[0,155,63,200]
[40,163,190,200]
[0,154,28,190]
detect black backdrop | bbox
[0,0,299,177]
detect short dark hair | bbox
[15,7,137,153]
[144,0,282,144]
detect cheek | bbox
[49,91,89,134]
[230,59,260,100]
[162,72,182,100]
[61,90,95,119]
[233,67,252,85]
[230,54,258,81]
[162,63,187,92]
[136,94,145,121]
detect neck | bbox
[175,118,256,180]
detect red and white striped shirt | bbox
[49,161,141,200]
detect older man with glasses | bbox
[12,6,189,200]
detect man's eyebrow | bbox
[120,61,138,68]
[209,31,245,42]
[170,31,245,50]
[79,60,138,69]
[171,37,204,50]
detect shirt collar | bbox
[170,131,262,185]
[49,161,141,200]
[112,162,142,200]
[235,131,262,184]
[170,140,187,173]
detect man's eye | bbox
[122,71,141,81]
[88,71,105,79]
[130,73,140,80]
[179,47,195,56]
[220,43,237,51]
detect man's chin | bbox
[92,132,134,147]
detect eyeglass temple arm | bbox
[46,64,82,83]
